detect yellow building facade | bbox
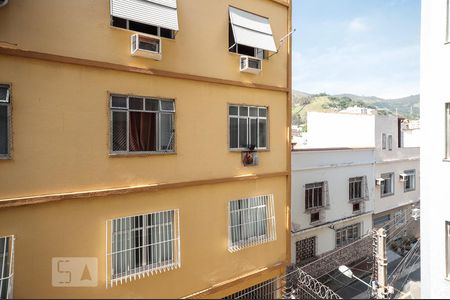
[0,0,291,298]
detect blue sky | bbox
[292,0,421,99]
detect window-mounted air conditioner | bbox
[399,173,408,182]
[412,208,420,221]
[131,34,162,61]
[240,56,262,74]
[375,178,385,186]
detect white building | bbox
[421,0,450,297]
[291,111,420,265]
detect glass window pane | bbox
[145,99,159,111]
[0,105,9,155]
[239,106,249,117]
[230,118,238,148]
[258,119,267,148]
[112,111,127,152]
[160,113,174,151]
[111,96,127,108]
[129,112,157,151]
[161,100,174,111]
[249,107,258,117]
[0,87,8,102]
[239,118,248,148]
[259,108,267,117]
[250,119,257,148]
[129,97,144,110]
[229,106,238,116]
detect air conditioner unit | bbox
[242,151,258,166]
[411,208,420,221]
[240,56,262,74]
[375,178,385,186]
[399,173,408,182]
[131,34,162,61]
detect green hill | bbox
[292,91,420,126]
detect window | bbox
[229,105,268,150]
[310,212,320,224]
[305,182,325,210]
[388,135,393,151]
[349,177,365,201]
[374,215,390,227]
[353,203,361,213]
[110,95,175,154]
[223,279,277,299]
[0,235,14,299]
[295,237,316,265]
[106,210,180,287]
[446,103,450,158]
[0,85,10,158]
[394,210,406,228]
[112,16,176,39]
[336,223,361,248]
[382,133,386,150]
[403,170,416,192]
[381,173,394,197]
[228,195,276,252]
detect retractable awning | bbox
[111,0,179,31]
[229,6,277,52]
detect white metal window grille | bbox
[105,209,180,288]
[222,278,277,299]
[335,223,361,248]
[0,85,10,158]
[403,170,416,192]
[296,237,316,265]
[381,173,394,197]
[229,105,268,150]
[382,133,387,150]
[228,195,276,252]
[110,95,175,154]
[388,135,393,151]
[305,182,329,210]
[0,236,14,300]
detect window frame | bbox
[228,104,269,151]
[109,94,176,156]
[111,16,176,39]
[349,176,364,201]
[335,223,361,248]
[380,172,395,198]
[403,169,416,192]
[0,84,11,160]
[228,17,268,60]
[388,134,393,151]
[305,182,325,211]
[0,235,14,299]
[382,133,387,150]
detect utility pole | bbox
[374,228,394,299]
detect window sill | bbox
[0,155,11,160]
[443,158,450,162]
[110,151,176,158]
[305,207,325,213]
[404,189,416,193]
[229,148,270,153]
[381,193,394,198]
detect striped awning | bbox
[229,6,277,52]
[110,0,179,31]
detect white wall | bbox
[421,0,450,297]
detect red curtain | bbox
[129,112,157,151]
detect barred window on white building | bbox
[349,176,369,201]
[336,223,361,248]
[228,195,276,252]
[0,235,14,300]
[110,95,175,154]
[106,210,180,288]
[229,105,268,150]
[305,181,328,210]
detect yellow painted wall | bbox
[0,177,287,299]
[0,0,288,88]
[0,55,287,199]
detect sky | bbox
[292,0,421,99]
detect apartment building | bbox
[0,0,292,298]
[291,148,374,266]
[292,111,420,267]
[421,0,450,297]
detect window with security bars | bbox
[106,210,180,287]
[349,177,364,201]
[0,85,11,158]
[110,95,175,154]
[305,182,326,210]
[296,237,316,265]
[0,236,14,299]
[229,105,268,150]
[336,223,361,248]
[228,195,276,252]
[381,173,394,197]
[222,278,277,299]
[403,170,416,192]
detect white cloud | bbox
[348,17,369,33]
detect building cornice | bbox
[0,171,289,209]
[0,47,289,93]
